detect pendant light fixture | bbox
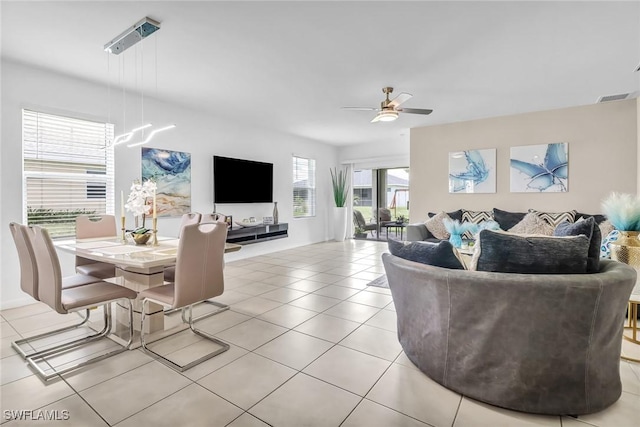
[105,17,175,148]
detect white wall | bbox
[410,100,638,218]
[339,139,409,170]
[0,60,338,309]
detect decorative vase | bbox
[449,233,462,248]
[132,233,151,245]
[273,202,279,224]
[333,207,347,241]
[610,231,640,268]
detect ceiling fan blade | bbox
[370,114,382,123]
[397,107,433,115]
[342,107,378,111]
[388,92,412,108]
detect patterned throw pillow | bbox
[461,210,493,239]
[428,210,463,222]
[508,212,555,235]
[600,230,620,259]
[599,219,615,237]
[387,239,464,270]
[424,212,452,240]
[470,229,590,274]
[529,209,577,227]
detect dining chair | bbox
[9,223,106,360]
[201,213,226,223]
[23,225,137,381]
[164,212,202,283]
[140,222,230,371]
[75,215,118,279]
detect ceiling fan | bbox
[342,87,433,123]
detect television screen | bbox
[214,156,273,203]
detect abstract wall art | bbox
[141,147,191,216]
[448,148,496,193]
[510,143,568,193]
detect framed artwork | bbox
[510,143,568,193]
[141,147,191,216]
[448,149,496,193]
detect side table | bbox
[622,294,640,363]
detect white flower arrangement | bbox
[125,179,156,231]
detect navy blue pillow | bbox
[473,230,589,274]
[492,208,527,231]
[428,210,463,222]
[554,217,601,273]
[388,239,464,270]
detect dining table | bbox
[54,235,242,346]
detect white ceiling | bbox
[2,1,639,147]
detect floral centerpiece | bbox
[443,218,474,248]
[125,179,156,244]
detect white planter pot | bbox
[333,207,347,241]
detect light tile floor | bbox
[1,239,639,426]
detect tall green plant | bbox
[330,167,349,207]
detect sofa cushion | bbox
[471,229,590,274]
[575,212,607,225]
[508,212,554,235]
[424,212,452,240]
[461,210,493,239]
[388,239,464,270]
[529,209,577,227]
[554,217,601,273]
[428,209,463,222]
[492,208,527,231]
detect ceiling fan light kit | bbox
[343,86,433,123]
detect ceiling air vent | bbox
[597,93,632,103]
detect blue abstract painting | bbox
[448,148,496,193]
[141,147,191,217]
[510,143,568,192]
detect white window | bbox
[292,156,316,218]
[22,109,115,238]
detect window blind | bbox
[292,156,316,218]
[22,109,115,238]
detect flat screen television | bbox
[213,156,273,203]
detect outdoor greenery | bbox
[27,207,98,238]
[330,167,349,207]
[354,206,410,222]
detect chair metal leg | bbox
[26,300,134,381]
[12,309,92,359]
[142,301,230,372]
[166,299,229,321]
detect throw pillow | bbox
[470,229,590,274]
[575,212,607,225]
[600,230,620,259]
[599,219,615,237]
[508,212,555,235]
[554,217,601,273]
[388,239,464,270]
[492,208,527,231]
[424,212,452,240]
[529,209,577,227]
[428,209,463,222]
[461,210,493,239]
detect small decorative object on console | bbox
[601,192,640,268]
[224,216,232,229]
[263,216,274,225]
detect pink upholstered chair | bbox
[201,213,226,223]
[23,226,137,381]
[75,215,118,279]
[9,223,104,360]
[140,222,229,371]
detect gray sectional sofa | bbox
[382,253,635,415]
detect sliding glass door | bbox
[352,167,409,240]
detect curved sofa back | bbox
[382,254,636,415]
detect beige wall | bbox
[410,100,638,219]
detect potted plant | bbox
[330,167,349,241]
[601,192,640,265]
[125,179,156,244]
[354,226,367,239]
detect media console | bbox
[226,223,288,245]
